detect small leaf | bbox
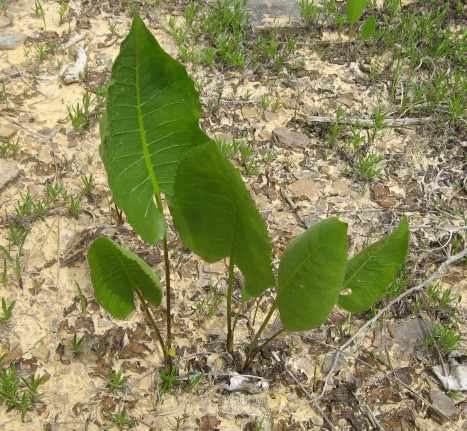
[101,16,210,244]
[277,218,348,332]
[347,0,367,25]
[338,218,409,313]
[361,15,376,40]
[87,237,162,319]
[172,141,275,297]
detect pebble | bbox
[430,390,460,422]
[273,127,309,149]
[288,179,319,203]
[0,33,26,49]
[0,125,17,140]
[242,107,259,118]
[331,180,351,197]
[0,159,20,190]
[32,341,50,363]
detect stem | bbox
[162,233,173,373]
[154,192,173,373]
[226,256,235,353]
[244,327,285,369]
[134,286,166,361]
[243,300,278,369]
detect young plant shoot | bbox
[88,16,409,373]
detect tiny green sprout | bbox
[32,0,46,30]
[425,322,461,355]
[107,21,118,35]
[159,364,183,394]
[106,409,137,430]
[76,281,88,318]
[104,368,129,391]
[58,0,67,25]
[0,297,16,324]
[80,174,95,198]
[68,194,83,218]
[71,333,85,356]
[253,418,266,431]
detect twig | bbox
[306,115,433,128]
[285,369,337,430]
[314,247,467,402]
[61,33,86,50]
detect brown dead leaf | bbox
[197,414,221,431]
[120,342,149,359]
[371,183,397,208]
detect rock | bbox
[322,352,348,373]
[273,127,309,149]
[0,125,17,139]
[429,390,460,423]
[242,107,259,118]
[331,180,351,197]
[37,127,57,140]
[0,33,27,49]
[372,183,397,208]
[288,179,319,203]
[37,147,53,164]
[0,159,20,190]
[32,341,50,363]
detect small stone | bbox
[32,341,50,363]
[430,390,460,423]
[322,352,347,373]
[263,110,279,122]
[331,180,351,197]
[37,127,57,140]
[0,33,27,49]
[37,147,53,164]
[0,125,17,140]
[288,179,319,203]
[273,127,309,149]
[242,107,259,118]
[0,159,20,190]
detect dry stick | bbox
[285,369,337,431]
[313,247,467,403]
[306,115,433,128]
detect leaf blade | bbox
[277,218,348,332]
[347,0,367,25]
[87,237,162,319]
[171,141,275,297]
[101,16,210,243]
[338,218,409,313]
[361,15,376,40]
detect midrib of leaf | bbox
[134,45,162,204]
[342,238,388,289]
[277,242,324,300]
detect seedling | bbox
[80,174,95,198]
[104,368,129,392]
[71,333,85,356]
[88,17,409,374]
[58,1,67,25]
[68,194,83,218]
[424,322,461,355]
[32,0,46,31]
[76,281,88,318]
[0,298,15,324]
[105,409,137,430]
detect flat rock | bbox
[0,159,20,190]
[288,179,319,203]
[273,127,309,149]
[0,33,27,49]
[0,125,17,140]
[430,390,460,422]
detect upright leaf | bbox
[101,16,210,244]
[361,15,376,40]
[87,237,162,319]
[338,218,409,313]
[171,141,275,297]
[347,0,367,25]
[277,218,348,332]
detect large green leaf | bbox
[338,218,409,313]
[277,218,348,332]
[347,0,367,25]
[361,15,376,40]
[171,141,275,297]
[101,16,210,244]
[87,237,162,319]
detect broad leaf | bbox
[87,237,162,319]
[171,141,275,297]
[277,218,348,332]
[101,16,210,244]
[361,15,376,40]
[338,218,409,313]
[347,0,367,25]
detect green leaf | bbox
[338,218,409,313]
[100,16,210,244]
[277,218,348,332]
[347,0,367,25]
[171,141,275,297]
[361,15,376,40]
[87,237,162,319]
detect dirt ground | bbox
[0,0,466,430]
